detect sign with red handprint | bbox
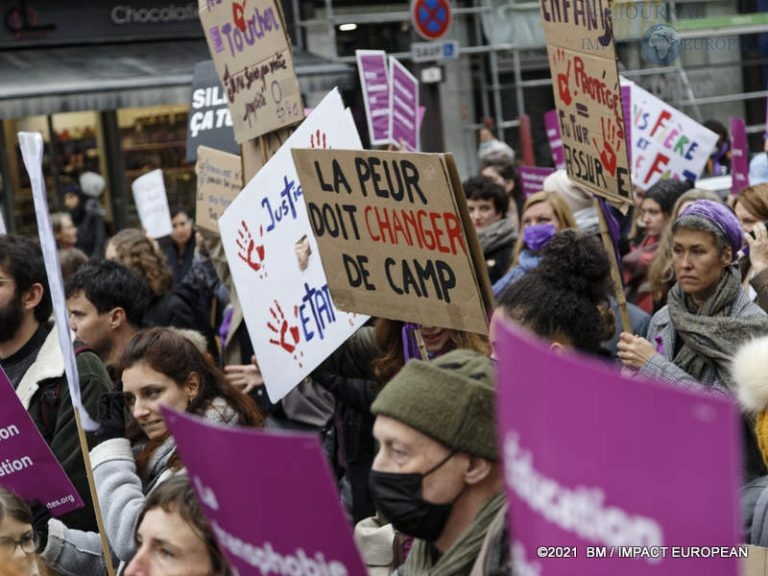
[218,88,369,403]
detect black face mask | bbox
[369,450,465,542]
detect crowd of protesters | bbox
[4,120,768,576]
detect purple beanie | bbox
[678,200,743,255]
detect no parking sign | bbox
[412,0,452,41]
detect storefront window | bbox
[118,104,196,229]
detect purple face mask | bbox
[523,223,556,251]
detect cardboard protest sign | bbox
[730,117,749,195]
[0,368,84,516]
[357,50,391,146]
[389,57,420,151]
[198,0,304,143]
[18,132,98,430]
[544,110,566,170]
[519,166,555,198]
[186,60,239,163]
[495,318,741,576]
[629,82,719,191]
[540,3,632,207]
[293,149,493,334]
[162,407,366,575]
[195,146,242,233]
[218,89,368,402]
[131,169,173,239]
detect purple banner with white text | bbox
[163,407,366,576]
[0,368,83,516]
[545,110,566,170]
[519,166,555,198]
[495,319,741,576]
[730,117,749,194]
[389,56,419,151]
[357,50,391,146]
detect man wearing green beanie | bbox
[367,349,509,575]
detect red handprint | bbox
[310,129,328,149]
[267,300,303,367]
[553,49,572,106]
[233,0,247,32]
[592,117,623,177]
[236,220,267,277]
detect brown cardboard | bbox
[194,146,243,233]
[241,126,294,183]
[746,546,768,576]
[198,0,304,143]
[540,0,632,207]
[292,149,490,335]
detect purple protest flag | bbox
[162,407,367,575]
[621,84,632,166]
[357,50,391,146]
[597,196,623,273]
[518,166,555,198]
[389,56,419,151]
[730,117,749,195]
[544,110,565,170]
[0,367,84,516]
[495,318,742,576]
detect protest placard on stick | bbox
[357,50,391,146]
[131,169,172,238]
[198,0,304,143]
[195,146,242,233]
[293,149,493,334]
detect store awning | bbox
[0,40,355,119]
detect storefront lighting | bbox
[339,23,358,32]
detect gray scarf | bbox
[403,492,506,576]
[668,266,768,389]
[477,218,516,255]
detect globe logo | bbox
[641,25,682,65]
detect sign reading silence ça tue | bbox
[292,149,493,335]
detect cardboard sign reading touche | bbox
[293,149,492,334]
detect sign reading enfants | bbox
[293,149,492,335]
[540,0,632,206]
[198,0,304,142]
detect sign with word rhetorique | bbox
[198,0,304,143]
[540,1,632,207]
[0,368,84,517]
[293,149,492,334]
[218,89,369,403]
[195,146,243,233]
[163,407,366,576]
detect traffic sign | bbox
[411,40,459,62]
[412,0,452,41]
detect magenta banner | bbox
[544,110,565,170]
[495,319,742,576]
[389,56,419,151]
[621,85,632,167]
[0,368,83,516]
[356,50,391,146]
[730,117,749,194]
[519,166,555,198]
[163,407,366,575]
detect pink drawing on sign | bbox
[592,117,623,178]
[236,220,267,278]
[267,300,303,367]
[310,130,329,149]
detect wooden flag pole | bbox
[73,409,116,576]
[593,198,632,334]
[413,328,430,360]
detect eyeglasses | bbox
[0,532,39,556]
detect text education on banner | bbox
[495,318,741,576]
[730,117,749,195]
[356,50,391,146]
[628,81,719,191]
[18,131,99,430]
[131,169,173,238]
[186,60,239,163]
[540,1,631,206]
[389,57,420,151]
[0,367,84,516]
[163,407,366,575]
[218,89,369,403]
[195,146,243,233]
[198,0,304,143]
[293,149,493,334]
